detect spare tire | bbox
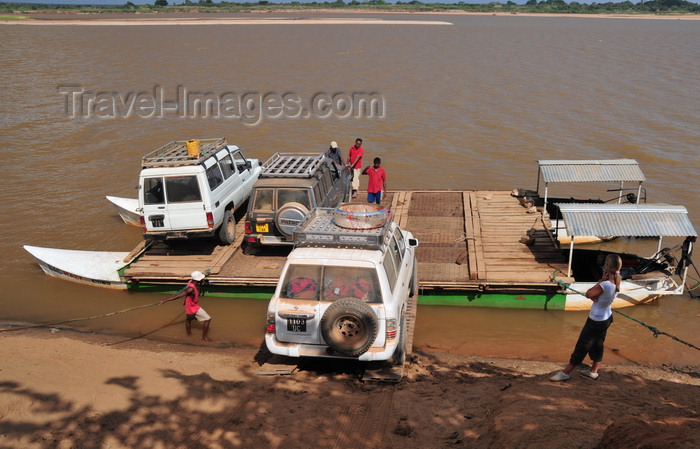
[275,202,309,238]
[320,298,379,357]
[334,203,389,230]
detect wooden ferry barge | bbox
[24,157,697,310]
[122,189,579,308]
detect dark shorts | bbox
[569,315,613,365]
[367,191,382,204]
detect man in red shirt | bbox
[160,270,212,341]
[362,157,387,205]
[347,138,364,198]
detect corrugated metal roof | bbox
[538,159,646,183]
[556,203,697,237]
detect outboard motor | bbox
[676,236,696,276]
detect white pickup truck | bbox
[139,138,261,244]
[265,207,419,363]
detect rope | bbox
[551,270,700,351]
[0,301,162,333]
[2,270,213,334]
[2,267,214,334]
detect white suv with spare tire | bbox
[265,206,419,363]
[138,138,261,244]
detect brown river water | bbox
[1,13,698,368]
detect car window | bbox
[253,189,274,211]
[218,154,235,180]
[313,184,323,206]
[281,264,321,300]
[394,227,406,256]
[383,250,398,293]
[232,151,248,174]
[320,169,332,195]
[322,266,382,303]
[206,164,224,190]
[390,234,404,264]
[143,177,165,205]
[278,189,311,209]
[165,176,202,203]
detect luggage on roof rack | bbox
[293,207,392,249]
[141,138,227,168]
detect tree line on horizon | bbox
[2,0,698,14]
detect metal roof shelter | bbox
[537,159,646,216]
[556,203,697,277]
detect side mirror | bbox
[408,238,419,248]
[246,161,252,170]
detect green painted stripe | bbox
[126,282,275,299]
[416,292,567,310]
[127,281,566,309]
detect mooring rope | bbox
[2,268,214,334]
[551,270,700,351]
[0,301,162,333]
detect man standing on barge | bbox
[325,141,344,166]
[347,138,364,199]
[362,157,387,205]
[160,270,212,342]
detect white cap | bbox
[191,271,206,281]
[330,141,338,149]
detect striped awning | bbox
[538,159,646,183]
[556,203,697,237]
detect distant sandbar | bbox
[2,11,698,25]
[1,16,452,26]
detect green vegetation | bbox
[0,0,698,15]
[0,12,29,18]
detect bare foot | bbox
[202,337,212,342]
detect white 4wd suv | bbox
[265,207,419,363]
[139,138,261,244]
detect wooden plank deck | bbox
[123,190,572,289]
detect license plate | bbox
[256,223,269,232]
[151,219,164,227]
[287,318,306,332]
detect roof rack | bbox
[141,138,227,168]
[261,153,326,178]
[293,208,392,250]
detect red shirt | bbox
[348,145,364,169]
[184,279,201,314]
[365,166,386,193]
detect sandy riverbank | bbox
[1,329,698,448]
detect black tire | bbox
[218,210,236,245]
[392,313,407,366]
[320,298,379,357]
